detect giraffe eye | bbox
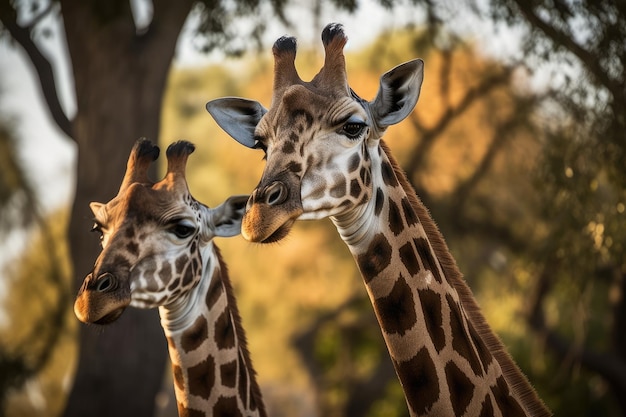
[170,221,196,239]
[341,121,367,140]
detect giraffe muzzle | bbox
[74,271,131,324]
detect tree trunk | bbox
[60,1,192,416]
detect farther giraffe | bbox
[74,139,266,417]
[206,23,551,417]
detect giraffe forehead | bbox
[263,86,364,136]
[107,183,197,226]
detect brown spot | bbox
[330,176,347,198]
[468,317,494,373]
[401,197,419,227]
[388,199,404,236]
[220,360,237,388]
[287,160,302,174]
[479,394,495,417]
[377,274,417,336]
[213,396,243,417]
[282,141,296,154]
[445,360,475,416]
[215,310,236,350]
[381,160,398,187]
[176,254,189,275]
[124,226,135,238]
[206,278,224,310]
[374,188,384,216]
[447,294,483,376]
[399,241,420,276]
[356,233,392,283]
[167,278,181,292]
[395,347,439,415]
[349,178,361,198]
[172,363,184,391]
[418,289,446,353]
[161,263,173,286]
[492,376,527,417]
[181,316,208,353]
[126,241,139,256]
[414,238,442,283]
[187,356,215,400]
[348,153,360,172]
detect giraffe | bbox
[73,138,266,417]
[206,23,551,417]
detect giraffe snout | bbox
[74,271,131,324]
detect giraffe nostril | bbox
[95,273,116,293]
[264,182,288,206]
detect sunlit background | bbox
[1,0,625,416]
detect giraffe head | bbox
[207,23,424,243]
[74,139,247,325]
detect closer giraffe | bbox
[206,23,551,417]
[74,139,266,417]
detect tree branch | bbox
[528,264,626,394]
[511,0,622,99]
[404,67,513,177]
[451,93,540,210]
[0,1,73,139]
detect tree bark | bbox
[59,1,192,416]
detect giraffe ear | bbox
[89,202,104,216]
[210,195,249,237]
[370,59,424,128]
[206,98,267,149]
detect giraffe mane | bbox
[213,246,267,415]
[379,139,551,417]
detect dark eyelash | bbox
[253,135,267,152]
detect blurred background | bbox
[0,0,625,416]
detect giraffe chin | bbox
[241,204,302,243]
[260,219,295,243]
[92,307,127,325]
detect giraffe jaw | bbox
[241,203,302,243]
[92,307,127,325]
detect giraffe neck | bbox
[159,243,266,417]
[332,140,549,417]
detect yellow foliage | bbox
[1,209,76,417]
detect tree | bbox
[0,1,390,415]
[0,1,281,415]
[475,1,626,414]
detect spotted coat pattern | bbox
[207,23,551,417]
[73,140,265,417]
